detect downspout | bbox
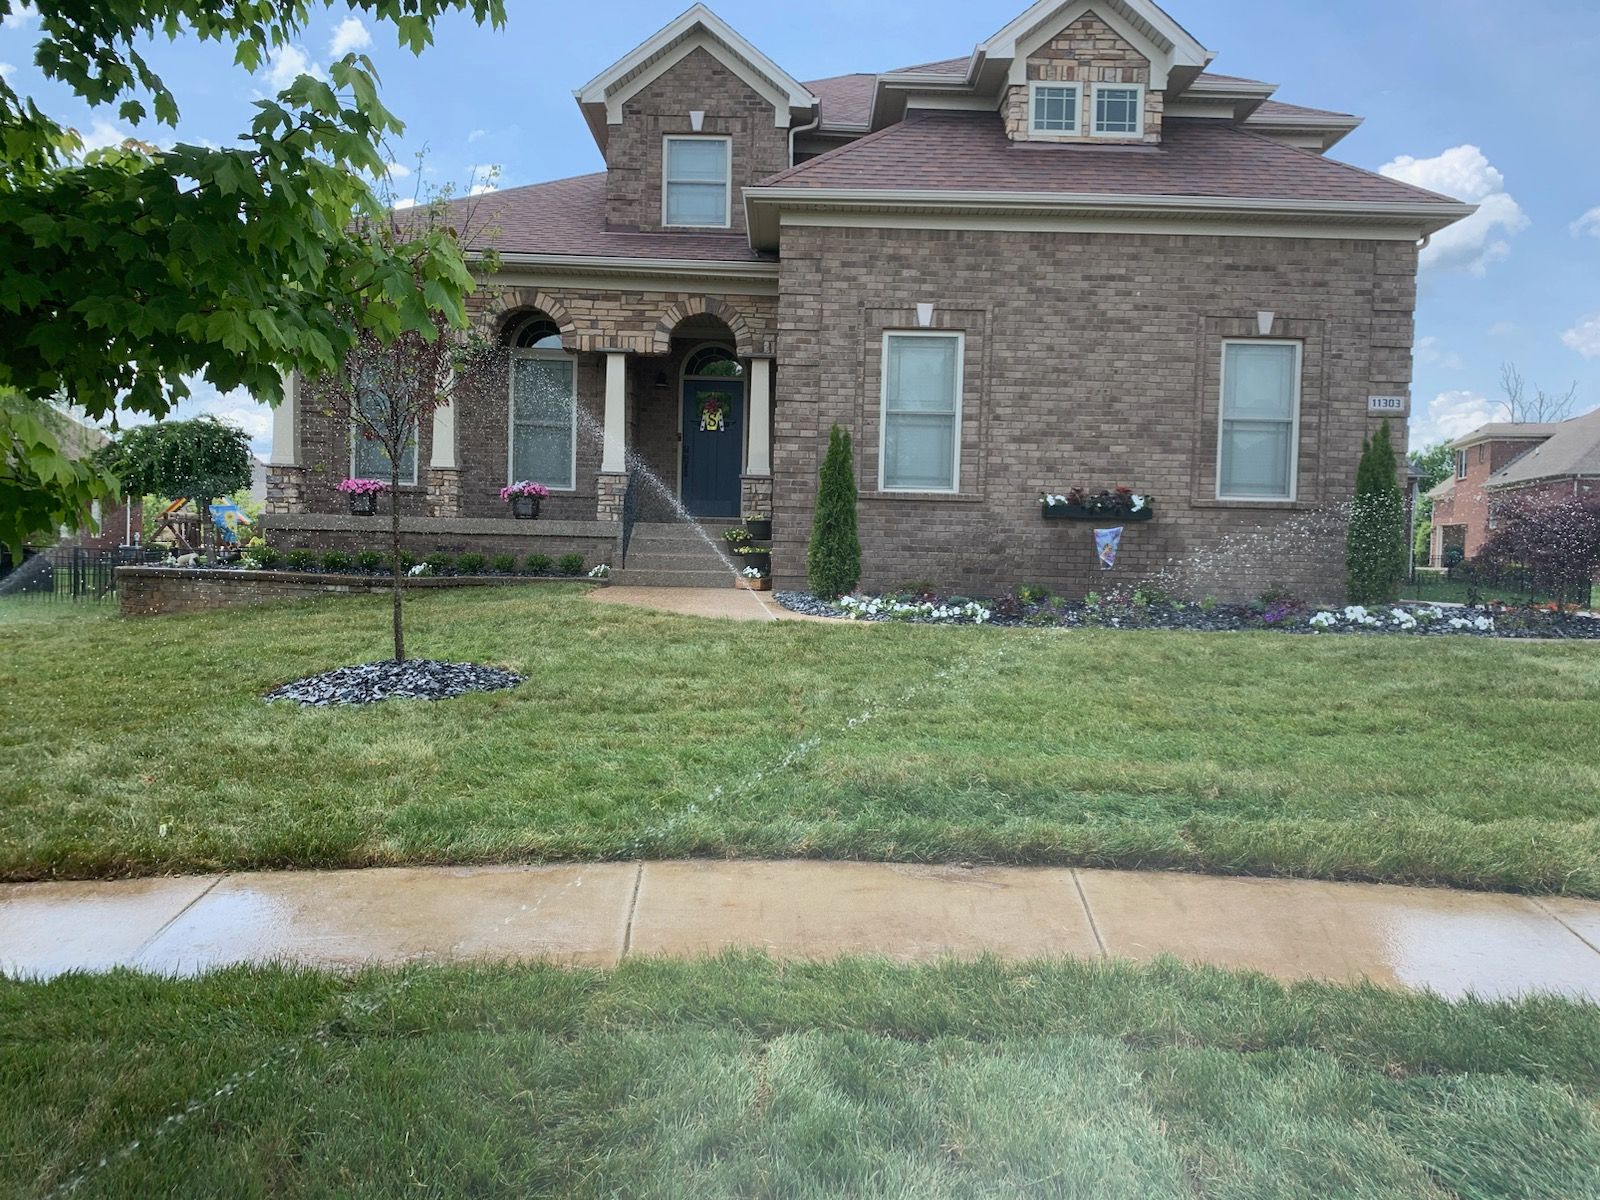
[788,106,822,168]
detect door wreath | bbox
[698,392,731,433]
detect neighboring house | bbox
[49,407,141,551]
[1429,410,1600,564]
[266,0,1471,599]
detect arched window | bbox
[684,345,743,378]
[506,312,575,491]
[505,312,564,350]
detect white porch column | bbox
[746,355,773,477]
[430,399,458,470]
[602,350,628,474]
[269,370,300,466]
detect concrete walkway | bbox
[591,586,841,623]
[5,862,1600,1001]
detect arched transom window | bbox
[684,345,743,379]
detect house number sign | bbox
[1368,395,1409,415]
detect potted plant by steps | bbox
[744,513,773,541]
[722,526,752,548]
[1040,487,1155,523]
[733,544,772,573]
[338,477,390,516]
[501,480,551,520]
[736,566,771,592]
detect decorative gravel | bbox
[774,591,1600,639]
[264,660,524,707]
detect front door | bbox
[681,378,744,518]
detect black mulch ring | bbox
[264,660,523,707]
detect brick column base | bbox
[265,465,308,515]
[596,472,629,522]
[740,475,773,518]
[427,468,463,518]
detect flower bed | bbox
[776,589,1600,638]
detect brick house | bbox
[1429,409,1600,563]
[266,0,1471,599]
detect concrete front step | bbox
[624,551,737,571]
[609,568,739,588]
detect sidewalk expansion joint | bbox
[1530,897,1600,960]
[131,874,227,961]
[1070,870,1107,958]
[621,863,644,957]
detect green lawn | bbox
[4,955,1599,1197]
[3,588,1599,893]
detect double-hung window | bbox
[663,136,731,228]
[1218,340,1302,501]
[1030,82,1079,135]
[509,353,577,490]
[880,332,963,492]
[1092,83,1144,136]
[351,370,417,483]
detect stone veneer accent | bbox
[265,465,309,516]
[596,472,629,522]
[427,468,463,518]
[603,47,791,236]
[740,474,773,518]
[1003,13,1163,143]
[262,513,619,564]
[773,224,1417,603]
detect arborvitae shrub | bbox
[807,423,862,600]
[1346,420,1407,604]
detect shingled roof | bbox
[1490,408,1600,486]
[755,110,1463,208]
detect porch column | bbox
[265,369,306,516]
[597,349,629,522]
[427,390,462,518]
[742,355,774,518]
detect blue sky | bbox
[3,0,1597,456]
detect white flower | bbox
[1131,495,1148,512]
[1309,611,1339,629]
[408,564,430,577]
[588,564,611,579]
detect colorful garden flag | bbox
[1096,527,1124,571]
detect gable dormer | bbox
[984,0,1210,144]
[573,5,816,236]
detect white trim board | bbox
[1216,338,1303,503]
[772,209,1443,243]
[878,329,966,495]
[661,134,734,230]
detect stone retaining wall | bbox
[117,567,595,618]
[263,513,618,565]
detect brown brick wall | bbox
[1003,14,1162,143]
[604,47,791,236]
[772,224,1419,604]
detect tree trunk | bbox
[391,462,404,662]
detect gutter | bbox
[488,251,779,280]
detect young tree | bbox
[1478,491,1600,614]
[101,417,252,555]
[1499,363,1579,424]
[807,424,861,600]
[0,0,504,528]
[1346,420,1407,604]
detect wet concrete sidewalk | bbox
[4,862,1600,1001]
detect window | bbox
[663,136,731,228]
[1030,82,1079,134]
[1455,450,1469,479]
[351,370,417,483]
[684,345,744,379]
[509,353,577,490]
[1218,340,1301,501]
[1092,84,1144,137]
[880,332,963,492]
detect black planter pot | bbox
[1042,504,1154,523]
[511,495,541,520]
[739,550,773,573]
[745,517,772,541]
[349,493,378,516]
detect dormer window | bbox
[663,136,731,229]
[1029,82,1080,135]
[1092,84,1145,137]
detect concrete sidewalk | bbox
[4,861,1600,1001]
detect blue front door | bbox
[682,378,744,518]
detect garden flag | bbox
[210,502,252,544]
[1095,527,1124,571]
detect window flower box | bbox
[337,478,390,516]
[501,481,551,520]
[1040,488,1154,523]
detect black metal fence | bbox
[0,546,164,603]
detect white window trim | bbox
[661,134,733,230]
[349,396,419,486]
[1027,80,1081,138]
[878,330,965,495]
[1090,82,1146,139]
[1216,338,1303,503]
[507,348,579,493]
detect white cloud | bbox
[1380,145,1528,276]
[0,63,15,81]
[328,16,371,56]
[1414,336,1465,371]
[1562,314,1600,359]
[468,183,498,196]
[385,161,412,179]
[3,4,38,30]
[264,44,323,89]
[392,197,419,210]
[77,119,132,152]
[1487,321,1518,338]
[1571,207,1600,239]
[467,129,488,143]
[100,380,274,458]
[1413,390,1497,446]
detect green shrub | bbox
[491,554,517,575]
[424,553,454,575]
[320,551,352,573]
[285,549,316,572]
[557,553,585,577]
[356,551,384,573]
[525,553,553,575]
[1346,419,1406,605]
[389,551,417,573]
[457,553,487,575]
[807,423,861,600]
[251,546,280,570]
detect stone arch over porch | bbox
[479,288,580,347]
[653,296,768,358]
